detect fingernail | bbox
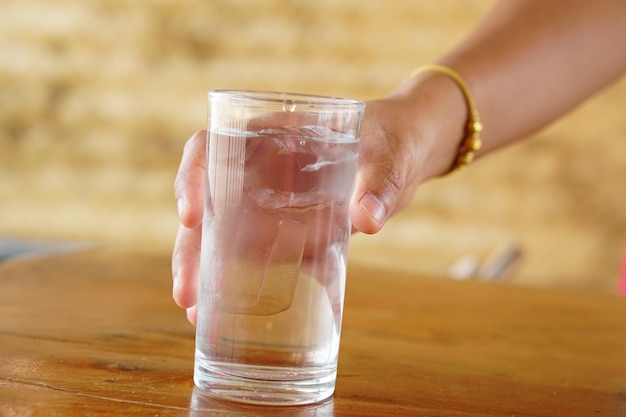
[177,198,186,219]
[359,193,387,227]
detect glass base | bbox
[194,357,336,406]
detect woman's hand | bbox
[171,94,443,325]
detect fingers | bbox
[172,221,202,310]
[174,130,207,229]
[172,130,206,325]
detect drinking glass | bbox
[193,89,365,405]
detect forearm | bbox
[391,0,626,181]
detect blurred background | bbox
[1,0,625,293]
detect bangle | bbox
[409,64,483,174]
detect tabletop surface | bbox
[1,248,625,416]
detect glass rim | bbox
[208,89,365,111]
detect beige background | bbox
[1,0,625,293]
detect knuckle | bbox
[380,159,404,196]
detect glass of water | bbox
[194,90,365,406]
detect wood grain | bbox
[1,249,625,416]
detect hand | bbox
[172,97,434,325]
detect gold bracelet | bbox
[409,64,483,174]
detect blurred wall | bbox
[1,0,625,292]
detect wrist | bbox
[386,68,473,182]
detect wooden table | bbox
[1,249,625,416]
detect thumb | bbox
[349,153,406,235]
[348,98,421,235]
